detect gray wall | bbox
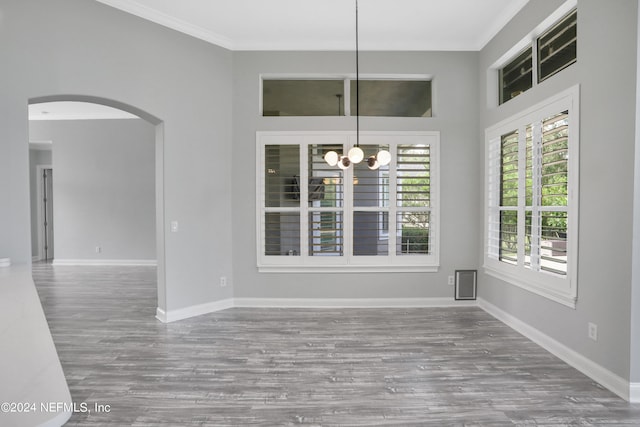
[29,148,52,258]
[29,119,156,262]
[232,51,480,298]
[0,0,234,312]
[632,1,640,386]
[478,0,638,380]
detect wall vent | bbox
[455,270,477,300]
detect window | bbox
[537,10,577,82]
[485,85,579,307]
[257,131,440,272]
[350,80,432,117]
[499,47,533,105]
[262,80,345,116]
[497,7,577,105]
[262,76,432,117]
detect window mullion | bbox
[388,151,398,261]
[517,126,527,267]
[532,40,539,85]
[488,138,501,260]
[344,78,351,116]
[300,142,309,258]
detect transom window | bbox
[485,85,579,307]
[498,8,577,105]
[257,131,440,272]
[262,77,432,117]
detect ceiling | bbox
[95,0,530,51]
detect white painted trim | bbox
[478,297,631,401]
[475,0,530,51]
[155,308,168,323]
[95,0,527,52]
[234,297,475,308]
[630,383,640,403]
[156,299,234,323]
[95,0,235,50]
[258,266,439,274]
[52,259,157,266]
[156,297,476,323]
[483,266,576,309]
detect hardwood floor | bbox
[32,263,640,426]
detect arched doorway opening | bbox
[28,94,166,316]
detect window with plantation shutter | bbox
[485,86,579,307]
[396,145,432,256]
[308,143,344,257]
[258,131,440,272]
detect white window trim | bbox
[484,85,580,308]
[487,0,577,108]
[257,131,440,273]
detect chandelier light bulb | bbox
[377,150,391,166]
[348,146,364,164]
[337,156,351,169]
[367,156,380,170]
[324,150,339,166]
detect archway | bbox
[28,94,167,316]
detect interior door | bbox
[43,168,54,261]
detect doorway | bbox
[28,95,166,317]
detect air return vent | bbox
[455,270,477,300]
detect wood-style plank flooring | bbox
[32,263,640,426]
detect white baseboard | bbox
[52,259,157,266]
[157,297,475,323]
[234,297,477,308]
[478,297,630,401]
[630,382,640,403]
[156,298,234,323]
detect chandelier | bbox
[324,0,391,170]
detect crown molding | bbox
[95,0,234,50]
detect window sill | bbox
[483,264,576,309]
[258,265,439,273]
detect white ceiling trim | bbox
[94,0,530,52]
[473,0,531,51]
[95,0,235,50]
